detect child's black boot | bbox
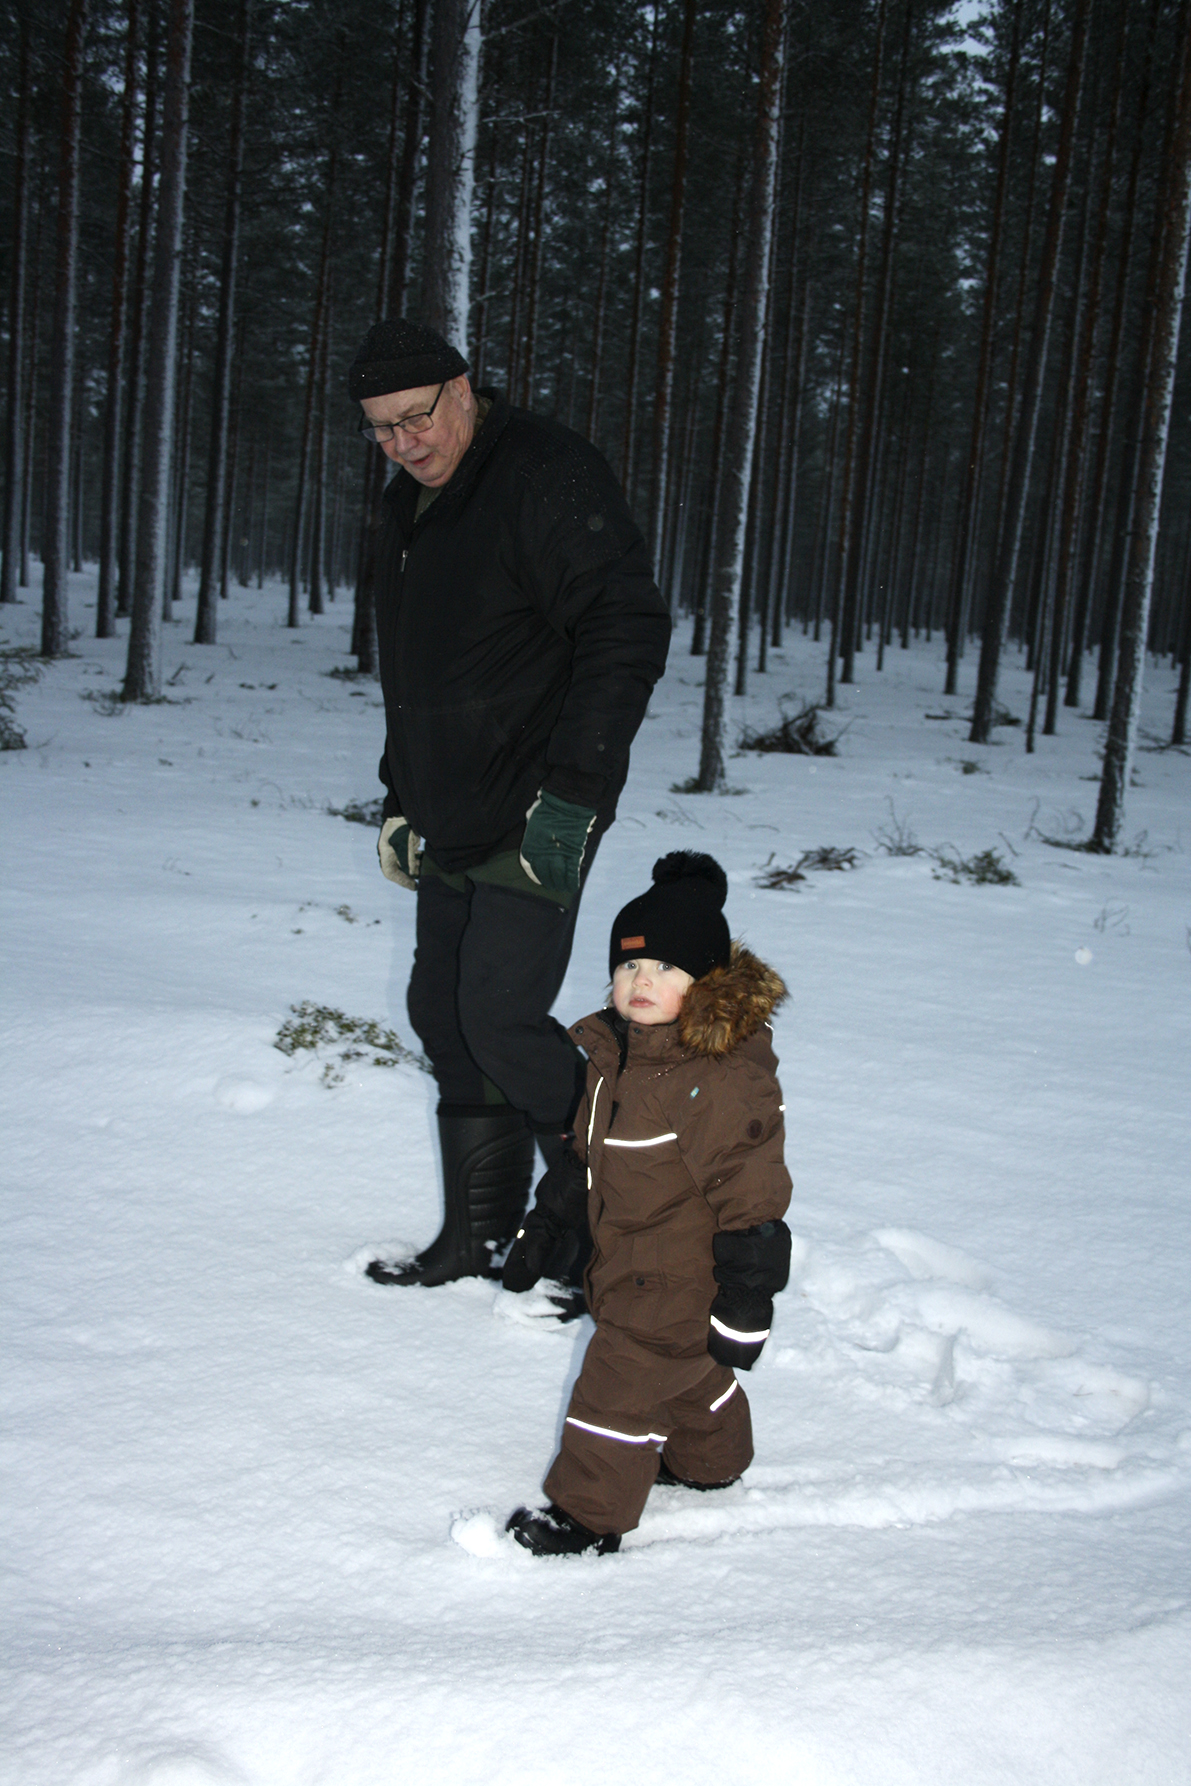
[505,1503,620,1556]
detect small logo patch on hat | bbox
[620,935,646,951]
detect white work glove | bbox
[378,816,422,889]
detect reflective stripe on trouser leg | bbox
[660,1369,752,1489]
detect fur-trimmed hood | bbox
[677,941,787,1059]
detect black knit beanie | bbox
[609,853,732,983]
[348,319,468,400]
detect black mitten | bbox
[501,1147,588,1292]
[707,1220,792,1371]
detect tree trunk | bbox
[1,9,32,607]
[1089,0,1165,722]
[771,265,810,645]
[694,0,785,791]
[19,194,43,590]
[41,0,90,658]
[1044,99,1108,739]
[122,0,194,702]
[840,0,913,687]
[1063,0,1140,709]
[308,304,331,616]
[902,324,937,645]
[986,0,1051,596]
[70,351,85,573]
[422,0,481,349]
[353,3,425,673]
[664,352,702,607]
[876,370,913,671]
[288,80,339,630]
[1024,311,1075,751]
[648,0,697,579]
[505,115,533,397]
[620,4,661,498]
[1171,549,1190,745]
[826,0,887,708]
[352,12,413,676]
[585,69,621,446]
[739,188,785,690]
[691,149,746,657]
[737,177,783,695]
[769,122,808,647]
[95,0,140,637]
[168,289,196,614]
[117,3,162,619]
[809,324,848,642]
[944,0,1021,697]
[1091,0,1191,851]
[194,0,251,645]
[376,9,406,320]
[391,0,430,316]
[970,0,1090,744]
[471,129,498,384]
[220,345,242,599]
[255,440,270,588]
[520,32,558,407]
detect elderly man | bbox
[351,319,670,1290]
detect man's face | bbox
[360,375,476,487]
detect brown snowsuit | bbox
[543,945,791,1535]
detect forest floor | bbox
[2,570,1189,1786]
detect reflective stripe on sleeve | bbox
[565,1416,668,1447]
[710,1314,770,1344]
[603,1132,678,1149]
[709,1379,739,1413]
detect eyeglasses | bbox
[358,382,447,444]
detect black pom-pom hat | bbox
[608,852,731,983]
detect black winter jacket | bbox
[374,391,671,872]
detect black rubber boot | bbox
[366,1109,535,1287]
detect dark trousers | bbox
[407,869,592,1130]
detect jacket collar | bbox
[571,1006,688,1074]
[389,388,510,533]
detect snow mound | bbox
[873,1226,992,1289]
[119,1750,247,1786]
[212,1075,273,1114]
[450,1509,510,1558]
[759,1225,1174,1530]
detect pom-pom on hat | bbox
[348,318,468,401]
[609,852,731,983]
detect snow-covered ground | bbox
[2,569,1189,1786]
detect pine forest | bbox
[2,0,1189,850]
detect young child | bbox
[502,851,792,1555]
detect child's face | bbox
[612,958,694,1025]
